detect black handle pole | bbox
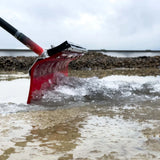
[0,17,44,55]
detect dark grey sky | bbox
[1,0,160,50]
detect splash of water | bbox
[41,75,160,106]
[1,75,160,114]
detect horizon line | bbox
[0,48,160,52]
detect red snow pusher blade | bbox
[0,18,87,104]
[27,41,86,104]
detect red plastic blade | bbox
[27,52,80,104]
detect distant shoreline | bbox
[0,48,160,52]
[1,52,160,72]
[89,49,160,53]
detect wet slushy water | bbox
[0,71,160,160]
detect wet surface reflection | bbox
[0,104,160,160]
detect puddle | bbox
[0,71,160,159]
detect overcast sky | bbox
[1,0,160,50]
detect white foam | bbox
[54,75,160,97]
